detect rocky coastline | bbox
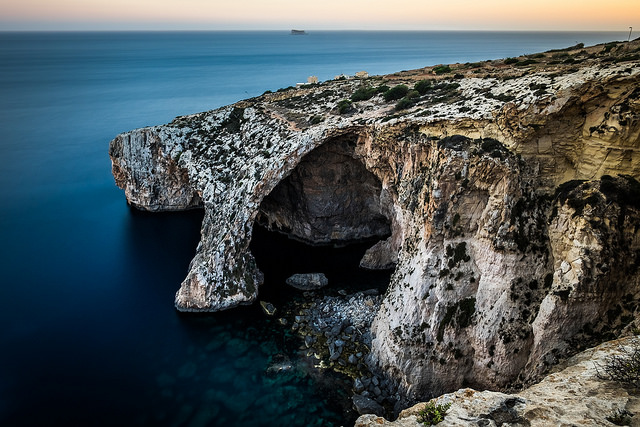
[110,39,640,424]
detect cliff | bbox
[356,336,640,426]
[110,39,640,411]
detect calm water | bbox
[0,31,624,426]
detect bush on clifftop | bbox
[384,84,409,101]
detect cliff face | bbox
[110,40,640,403]
[357,336,640,427]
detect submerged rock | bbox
[285,273,329,290]
[265,353,294,375]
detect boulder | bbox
[259,300,277,316]
[285,273,328,290]
[352,394,385,416]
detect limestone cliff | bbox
[110,40,640,409]
[356,336,640,426]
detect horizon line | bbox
[0,28,630,33]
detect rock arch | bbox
[255,133,393,248]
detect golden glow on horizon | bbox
[1,0,638,30]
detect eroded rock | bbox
[285,273,329,290]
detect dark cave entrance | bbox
[249,134,395,301]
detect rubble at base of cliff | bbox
[278,287,399,416]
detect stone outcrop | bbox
[110,39,640,415]
[356,336,640,426]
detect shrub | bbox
[309,115,323,125]
[515,59,538,66]
[595,338,640,388]
[414,80,432,95]
[395,97,415,110]
[351,86,377,101]
[337,99,353,114]
[417,401,452,426]
[504,57,519,64]
[384,84,409,101]
[433,65,451,75]
[407,89,421,99]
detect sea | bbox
[0,30,626,426]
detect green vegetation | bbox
[433,65,452,75]
[515,59,538,66]
[337,99,353,114]
[417,401,452,426]
[383,84,409,101]
[351,86,378,102]
[309,115,324,125]
[546,42,584,53]
[504,57,519,64]
[395,97,415,111]
[414,80,432,95]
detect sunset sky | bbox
[1,0,638,31]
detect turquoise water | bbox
[0,31,625,426]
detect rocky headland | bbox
[110,39,640,422]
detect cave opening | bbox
[249,134,395,303]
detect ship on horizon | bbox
[290,29,307,35]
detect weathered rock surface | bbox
[353,394,385,417]
[356,336,640,426]
[285,273,329,290]
[110,39,640,415]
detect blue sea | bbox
[0,30,626,426]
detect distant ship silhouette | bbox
[290,29,307,35]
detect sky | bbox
[0,0,638,31]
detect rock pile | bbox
[288,289,398,416]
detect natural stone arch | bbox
[255,133,393,248]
